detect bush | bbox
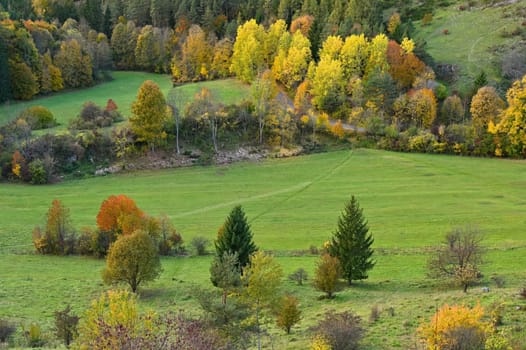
[91,230,116,258]
[288,268,308,286]
[19,106,56,129]
[191,236,209,256]
[23,322,45,348]
[69,101,121,130]
[0,319,16,343]
[408,132,436,153]
[419,304,491,350]
[76,227,95,256]
[54,305,78,347]
[310,310,364,350]
[28,159,48,184]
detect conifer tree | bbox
[0,32,11,102]
[328,195,375,285]
[214,205,257,269]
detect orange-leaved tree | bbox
[96,194,144,236]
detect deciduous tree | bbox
[96,194,144,236]
[230,19,265,82]
[8,60,38,100]
[130,80,169,151]
[328,195,375,285]
[489,75,526,157]
[470,86,504,133]
[428,226,484,292]
[32,199,75,255]
[242,251,283,350]
[440,95,465,125]
[276,294,301,334]
[102,231,162,292]
[313,253,342,298]
[54,39,93,88]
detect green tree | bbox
[40,52,63,94]
[440,95,465,125]
[215,205,257,269]
[135,25,161,72]
[130,80,168,152]
[8,60,39,100]
[313,253,342,298]
[242,251,283,350]
[111,20,138,70]
[102,231,162,292]
[276,294,301,334]
[81,0,102,31]
[0,29,11,102]
[328,196,375,285]
[54,39,93,88]
[210,251,241,305]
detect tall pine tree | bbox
[215,205,257,269]
[0,29,11,103]
[328,195,375,285]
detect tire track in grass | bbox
[250,150,354,223]
[171,181,313,219]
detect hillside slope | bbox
[415,0,525,93]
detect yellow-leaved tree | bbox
[230,19,266,83]
[130,80,168,152]
[488,75,526,157]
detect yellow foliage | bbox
[418,304,491,350]
[74,290,141,349]
[400,37,415,54]
[319,36,343,61]
[331,120,345,139]
[316,113,330,130]
[300,115,310,125]
[311,334,332,350]
[387,12,401,34]
[490,74,526,156]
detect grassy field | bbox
[1,149,526,348]
[0,72,250,130]
[414,1,525,93]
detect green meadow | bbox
[1,148,526,348]
[0,72,250,130]
[415,1,525,93]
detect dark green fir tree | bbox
[328,195,375,285]
[215,205,257,269]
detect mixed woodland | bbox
[1,1,526,348]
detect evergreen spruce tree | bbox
[215,205,257,269]
[328,195,375,285]
[0,30,11,103]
